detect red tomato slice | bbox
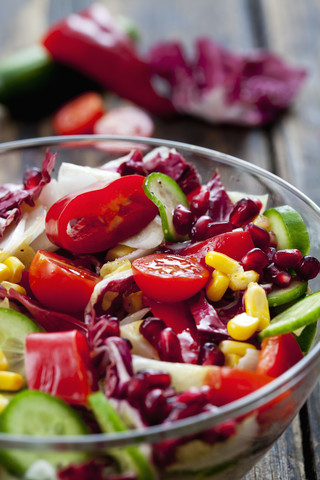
[52,91,105,135]
[28,250,99,313]
[25,330,97,405]
[147,298,200,364]
[94,105,154,137]
[256,333,303,378]
[205,367,274,406]
[132,253,210,303]
[45,175,158,254]
[181,230,255,265]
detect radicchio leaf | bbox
[188,291,229,341]
[148,37,306,126]
[0,286,87,334]
[143,147,201,194]
[206,170,234,221]
[103,336,134,399]
[88,267,135,317]
[0,150,56,237]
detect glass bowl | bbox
[0,135,319,480]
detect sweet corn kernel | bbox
[229,269,259,291]
[0,264,10,283]
[220,339,257,357]
[0,371,24,391]
[206,270,230,302]
[106,245,135,261]
[227,312,260,341]
[224,353,241,367]
[3,256,25,283]
[123,291,143,313]
[205,251,240,275]
[0,350,8,371]
[0,282,26,296]
[244,282,270,330]
[0,394,9,413]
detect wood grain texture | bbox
[259,0,320,205]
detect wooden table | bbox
[0,1,319,479]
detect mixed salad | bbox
[0,145,319,480]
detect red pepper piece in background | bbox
[181,230,255,265]
[42,4,174,115]
[205,367,273,406]
[25,330,97,405]
[256,333,303,378]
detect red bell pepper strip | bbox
[205,367,274,406]
[25,330,97,406]
[181,230,255,265]
[42,4,174,115]
[256,333,303,378]
[45,175,158,254]
[147,298,200,364]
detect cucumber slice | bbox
[0,390,89,477]
[267,280,308,308]
[88,392,155,480]
[264,205,310,255]
[293,322,317,354]
[259,291,320,339]
[0,308,40,377]
[143,172,189,242]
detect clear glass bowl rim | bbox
[0,134,319,451]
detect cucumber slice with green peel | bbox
[0,390,89,477]
[259,291,320,339]
[267,280,308,308]
[88,392,155,480]
[0,308,40,377]
[143,172,189,242]
[264,205,310,255]
[293,321,318,354]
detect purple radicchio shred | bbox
[88,270,135,317]
[206,170,234,222]
[0,286,87,334]
[148,37,306,126]
[0,150,56,237]
[117,149,147,176]
[85,305,121,378]
[103,336,134,399]
[144,148,202,195]
[188,291,229,341]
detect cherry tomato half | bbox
[52,91,105,135]
[45,175,158,254]
[132,253,210,303]
[28,250,100,313]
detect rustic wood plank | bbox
[246,417,306,480]
[305,382,320,479]
[259,0,320,205]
